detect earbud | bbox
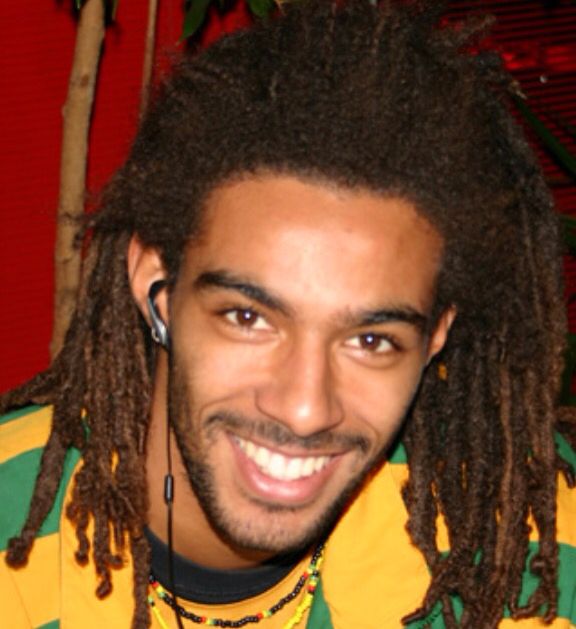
[147,280,170,349]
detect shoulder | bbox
[321,438,576,628]
[0,406,78,628]
[321,452,431,628]
[0,405,54,549]
[0,404,53,462]
[0,405,81,548]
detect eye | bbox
[346,332,396,354]
[223,308,271,331]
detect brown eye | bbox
[346,333,395,354]
[359,333,383,351]
[223,308,270,330]
[236,309,258,325]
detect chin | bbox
[206,503,335,555]
[200,469,371,555]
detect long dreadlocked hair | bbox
[2,1,575,626]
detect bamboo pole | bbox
[51,0,105,358]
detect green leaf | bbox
[563,231,576,253]
[560,216,576,253]
[74,0,116,14]
[563,233,576,254]
[247,0,275,19]
[513,95,576,181]
[561,215,576,230]
[182,0,214,41]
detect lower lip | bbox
[229,436,340,507]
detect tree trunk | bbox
[140,0,159,118]
[51,0,105,358]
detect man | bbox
[1,1,575,627]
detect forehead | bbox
[182,174,444,316]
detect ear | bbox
[127,235,169,327]
[426,305,456,363]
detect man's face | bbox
[167,174,451,554]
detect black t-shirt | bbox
[145,527,306,604]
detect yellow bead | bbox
[438,362,448,380]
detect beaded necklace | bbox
[147,543,325,629]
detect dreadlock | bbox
[2,1,574,626]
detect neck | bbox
[145,353,272,570]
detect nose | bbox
[254,334,344,437]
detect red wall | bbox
[0,2,220,393]
[0,0,254,394]
[1,1,575,393]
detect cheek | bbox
[173,324,270,406]
[342,360,425,440]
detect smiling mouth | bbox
[234,436,333,482]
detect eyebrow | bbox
[351,307,429,333]
[194,270,291,315]
[194,269,429,332]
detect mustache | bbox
[205,411,371,454]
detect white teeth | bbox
[302,457,315,477]
[314,457,328,472]
[268,453,285,478]
[255,446,270,468]
[235,438,332,482]
[286,457,302,481]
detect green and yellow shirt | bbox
[1,406,575,628]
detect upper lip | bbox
[230,433,346,459]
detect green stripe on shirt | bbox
[0,444,81,551]
[407,541,576,627]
